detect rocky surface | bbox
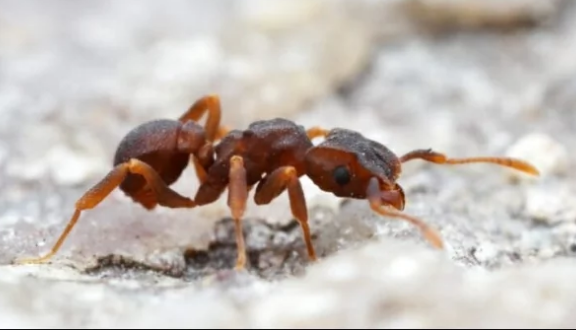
[1,0,576,328]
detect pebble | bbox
[46,146,108,186]
[524,186,576,225]
[238,0,324,30]
[505,133,569,182]
[5,159,48,182]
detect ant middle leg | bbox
[399,149,539,175]
[366,177,444,249]
[15,159,195,265]
[227,155,250,270]
[254,167,317,262]
[179,94,227,142]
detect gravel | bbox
[1,0,576,328]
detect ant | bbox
[15,94,540,270]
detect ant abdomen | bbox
[113,119,194,201]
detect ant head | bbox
[305,128,402,201]
[177,121,207,154]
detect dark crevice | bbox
[84,217,323,282]
[85,254,184,279]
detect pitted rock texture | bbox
[2,0,576,329]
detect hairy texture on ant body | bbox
[15,95,540,271]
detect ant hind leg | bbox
[399,149,539,175]
[179,94,228,142]
[15,159,195,265]
[254,167,317,262]
[215,125,230,141]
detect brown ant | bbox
[15,94,540,270]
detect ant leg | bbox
[15,159,194,264]
[190,143,215,184]
[306,127,329,140]
[254,167,317,262]
[366,177,444,249]
[228,155,249,270]
[178,94,225,142]
[128,159,196,208]
[399,149,539,175]
[215,125,230,141]
[191,156,208,184]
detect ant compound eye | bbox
[332,165,351,186]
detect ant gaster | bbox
[16,94,540,270]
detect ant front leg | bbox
[227,155,250,270]
[399,149,539,175]
[179,94,230,142]
[366,177,444,249]
[254,167,317,262]
[15,159,195,265]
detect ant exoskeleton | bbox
[16,94,539,270]
[15,94,227,265]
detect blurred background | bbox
[1,0,576,328]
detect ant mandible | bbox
[16,94,540,270]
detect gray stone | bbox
[2,0,576,329]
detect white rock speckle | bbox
[473,242,499,263]
[505,133,569,181]
[524,185,576,225]
[2,0,576,329]
[46,146,108,186]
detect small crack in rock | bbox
[84,217,325,282]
